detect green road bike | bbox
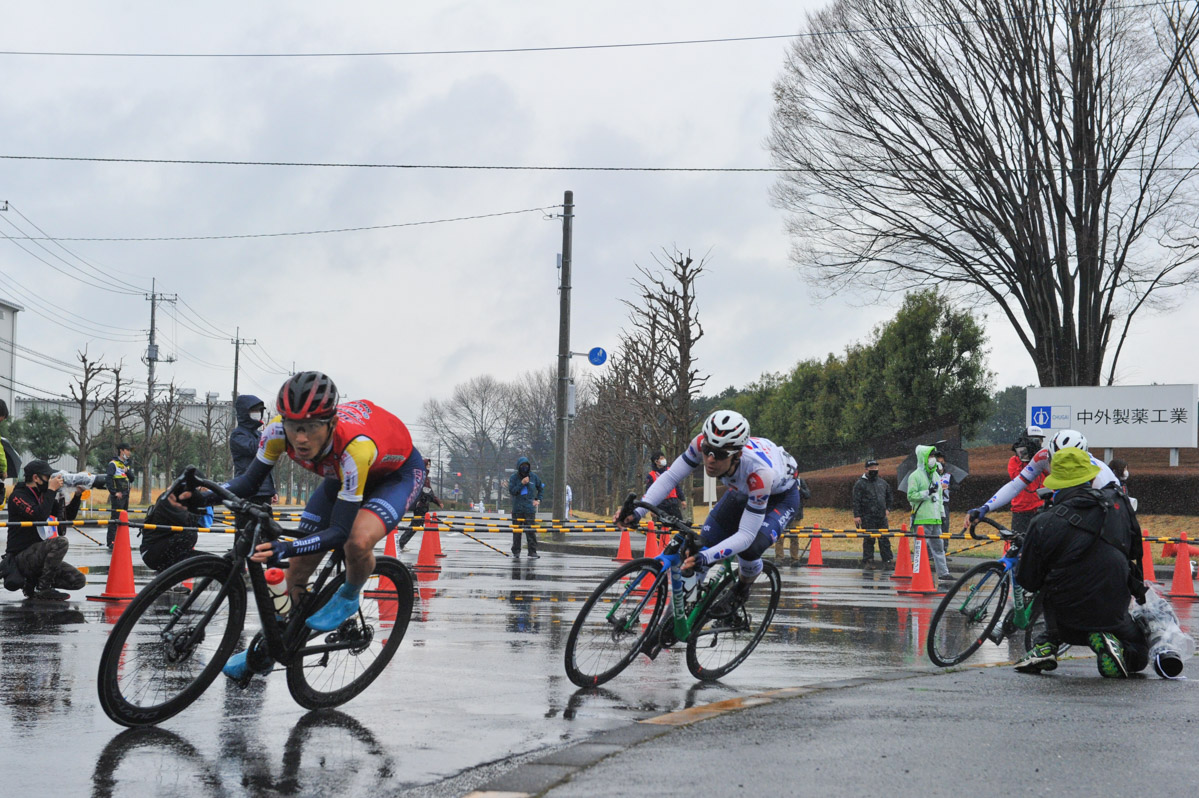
[927,516,1064,667]
[564,497,782,686]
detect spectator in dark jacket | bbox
[398,470,443,550]
[140,488,207,571]
[230,394,275,507]
[5,460,87,600]
[1014,448,1149,678]
[852,459,894,569]
[646,451,686,519]
[105,442,135,548]
[507,456,544,559]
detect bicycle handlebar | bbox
[967,515,1017,541]
[632,498,700,541]
[170,466,279,535]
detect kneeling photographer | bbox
[2,460,87,600]
[1014,448,1148,677]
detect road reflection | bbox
[91,710,395,798]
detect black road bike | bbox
[97,467,414,726]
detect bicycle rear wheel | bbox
[97,555,246,727]
[927,561,1009,667]
[564,558,668,687]
[286,557,414,710]
[686,561,781,681]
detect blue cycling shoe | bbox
[222,650,251,681]
[306,591,360,632]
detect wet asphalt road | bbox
[1,521,1195,796]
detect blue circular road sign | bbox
[588,347,607,366]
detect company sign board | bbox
[1026,384,1197,448]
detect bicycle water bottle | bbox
[265,568,291,615]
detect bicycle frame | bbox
[158,469,352,667]
[962,518,1036,641]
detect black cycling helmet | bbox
[277,371,339,421]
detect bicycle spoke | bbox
[565,559,667,687]
[927,562,1008,667]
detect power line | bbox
[6,203,148,293]
[0,271,146,342]
[0,4,1176,59]
[3,205,562,241]
[0,214,142,295]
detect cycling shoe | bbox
[306,592,360,632]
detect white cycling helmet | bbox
[1047,428,1088,455]
[701,410,750,451]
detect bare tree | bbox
[769,0,1199,386]
[67,349,108,470]
[103,361,135,443]
[511,365,560,478]
[152,383,190,490]
[422,376,521,509]
[199,394,232,480]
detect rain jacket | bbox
[230,394,275,499]
[906,445,943,526]
[507,457,544,515]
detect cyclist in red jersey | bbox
[219,371,425,681]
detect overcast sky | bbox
[3,1,1195,451]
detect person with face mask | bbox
[3,460,87,600]
[1007,428,1047,535]
[230,394,276,509]
[105,442,135,549]
[853,459,894,569]
[508,456,545,558]
[907,445,952,583]
[646,450,686,520]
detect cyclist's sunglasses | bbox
[282,418,333,437]
[700,443,737,461]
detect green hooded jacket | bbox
[906,444,944,526]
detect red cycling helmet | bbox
[277,371,339,421]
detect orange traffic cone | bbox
[88,510,137,602]
[613,527,633,562]
[365,530,398,598]
[1142,533,1158,584]
[430,513,447,558]
[806,527,824,567]
[892,525,913,579]
[898,526,938,595]
[414,522,441,571]
[643,528,660,558]
[1167,533,1196,600]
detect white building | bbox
[0,297,24,410]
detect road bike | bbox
[926,516,1062,667]
[564,497,782,686]
[97,467,414,727]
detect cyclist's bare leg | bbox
[344,510,388,586]
[284,553,322,603]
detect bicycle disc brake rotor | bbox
[163,625,205,664]
[325,618,373,655]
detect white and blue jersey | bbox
[640,434,799,570]
[982,447,1119,513]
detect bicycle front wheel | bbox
[286,557,414,710]
[97,555,246,727]
[564,558,668,687]
[927,561,1009,667]
[686,561,781,681]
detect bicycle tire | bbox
[927,561,1009,667]
[685,560,781,681]
[97,555,246,727]
[286,556,414,710]
[564,558,668,687]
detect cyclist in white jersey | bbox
[969,429,1119,522]
[617,410,801,601]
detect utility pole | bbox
[142,277,177,503]
[552,190,574,522]
[230,326,257,404]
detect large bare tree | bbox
[422,376,521,509]
[769,0,1199,386]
